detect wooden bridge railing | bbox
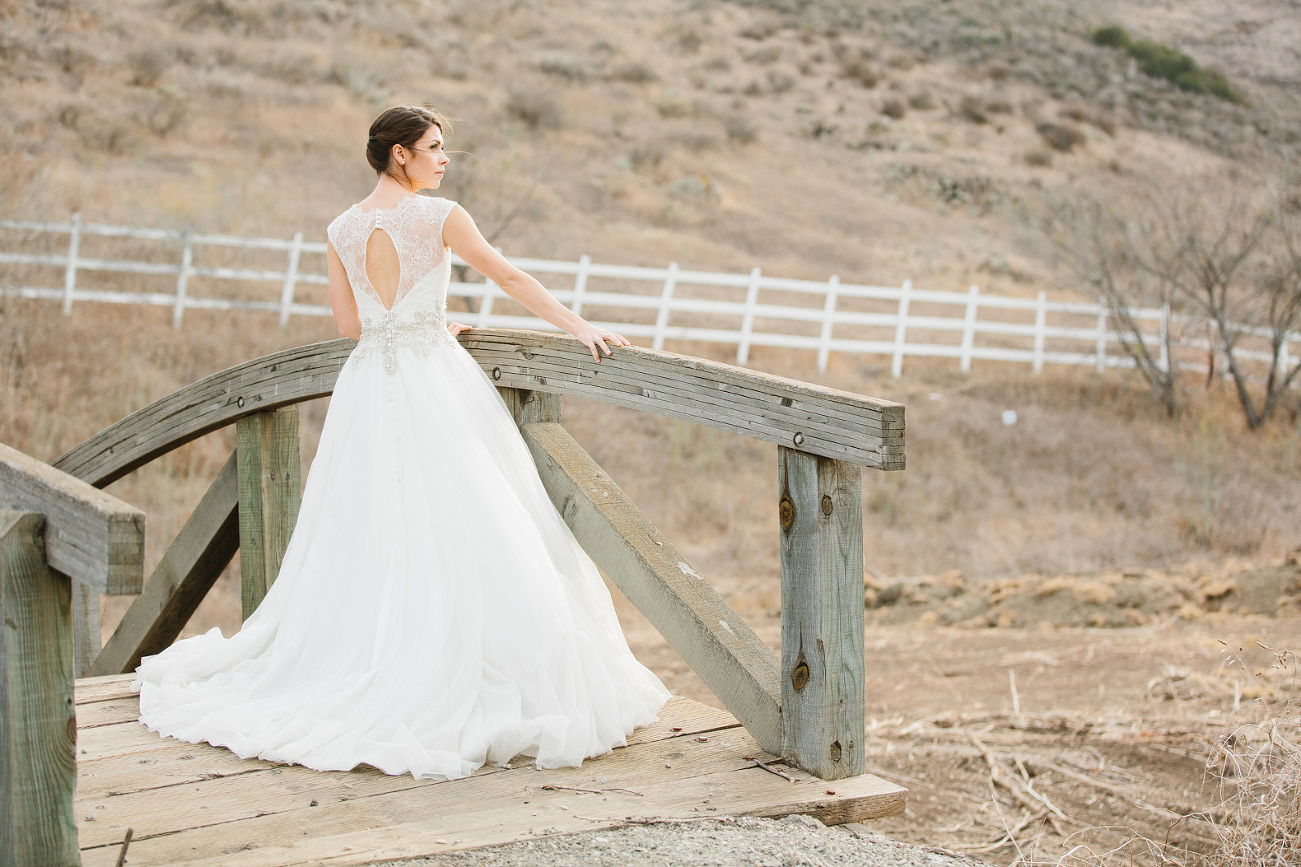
[0,329,904,865]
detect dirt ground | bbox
[613,554,1301,865]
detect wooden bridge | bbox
[0,330,906,866]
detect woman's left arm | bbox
[442,204,630,362]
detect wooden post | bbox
[736,267,762,365]
[652,262,678,351]
[0,511,80,867]
[69,581,98,679]
[277,231,303,328]
[891,280,911,378]
[60,213,80,316]
[1032,290,1047,373]
[1095,297,1108,373]
[570,254,590,316]
[959,285,979,374]
[236,407,301,621]
[816,275,840,373]
[1158,302,1170,373]
[172,227,194,331]
[777,447,865,780]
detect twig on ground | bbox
[115,828,133,867]
[542,784,644,797]
[742,756,797,782]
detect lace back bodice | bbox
[327,196,459,371]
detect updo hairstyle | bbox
[365,105,450,179]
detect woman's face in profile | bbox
[399,125,449,190]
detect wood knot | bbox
[791,656,809,691]
[779,494,795,530]
[491,367,502,381]
[821,495,833,516]
[830,740,842,762]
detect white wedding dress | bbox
[132,195,670,780]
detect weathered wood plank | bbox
[0,441,145,595]
[86,452,239,676]
[71,580,100,679]
[72,696,735,802]
[72,674,136,705]
[466,330,906,469]
[75,732,902,867]
[513,417,782,756]
[778,448,866,780]
[236,410,301,621]
[54,340,354,489]
[0,511,80,866]
[54,331,904,491]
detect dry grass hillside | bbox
[3,0,1300,641]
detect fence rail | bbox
[1,214,1296,378]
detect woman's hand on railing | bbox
[447,321,471,338]
[570,322,631,362]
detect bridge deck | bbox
[74,675,905,866]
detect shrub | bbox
[1036,121,1085,152]
[881,97,906,120]
[128,48,172,87]
[1024,149,1053,167]
[611,61,657,84]
[839,57,878,88]
[1090,24,1131,49]
[766,69,795,94]
[1091,25,1249,105]
[908,90,935,110]
[505,90,563,130]
[958,95,988,124]
[724,114,757,144]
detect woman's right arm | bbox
[327,240,362,340]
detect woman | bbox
[132,105,671,781]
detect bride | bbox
[131,105,671,781]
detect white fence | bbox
[1,214,1296,378]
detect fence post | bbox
[777,448,865,780]
[1095,297,1108,373]
[60,213,80,316]
[277,231,303,328]
[652,262,678,352]
[816,275,840,373]
[1032,290,1047,374]
[959,284,979,374]
[172,227,194,330]
[891,280,911,378]
[236,407,302,621]
[0,511,80,867]
[736,267,761,365]
[570,254,590,316]
[1159,303,1170,373]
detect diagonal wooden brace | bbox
[87,451,239,677]
[499,389,782,756]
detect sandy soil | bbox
[612,565,1301,865]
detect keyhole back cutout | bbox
[364,228,402,310]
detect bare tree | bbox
[1145,175,1296,429]
[1057,173,1301,429]
[1054,194,1183,417]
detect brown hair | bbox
[365,105,450,180]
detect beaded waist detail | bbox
[353,307,456,374]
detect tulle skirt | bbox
[132,338,671,780]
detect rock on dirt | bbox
[377,815,986,867]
